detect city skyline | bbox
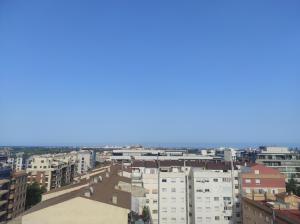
[1,0,300,146]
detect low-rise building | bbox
[242,193,300,224]
[240,164,286,200]
[10,164,131,224]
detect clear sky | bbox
[0,0,299,147]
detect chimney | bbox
[84,190,91,197]
[112,195,117,204]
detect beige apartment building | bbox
[7,171,27,220]
[26,154,75,191]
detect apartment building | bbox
[75,150,95,175]
[132,160,242,224]
[26,154,75,191]
[240,164,286,201]
[7,152,25,172]
[242,193,300,224]
[159,165,187,224]
[256,147,300,182]
[191,166,241,224]
[0,167,11,223]
[7,171,27,220]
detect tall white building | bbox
[75,150,95,174]
[132,160,242,224]
[159,166,187,224]
[191,167,241,224]
[224,148,237,162]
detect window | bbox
[246,188,251,193]
[205,189,210,192]
[254,170,260,174]
[171,179,176,183]
[162,179,167,182]
[153,199,158,204]
[196,189,203,192]
[245,179,251,183]
[171,188,176,193]
[206,217,211,221]
[152,210,158,214]
[214,197,219,201]
[255,179,261,184]
[146,199,149,203]
[214,206,219,211]
[161,208,167,213]
[213,178,218,182]
[171,207,176,213]
[223,178,231,182]
[205,197,210,202]
[197,197,202,201]
[162,188,167,192]
[215,216,220,221]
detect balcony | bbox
[0,200,8,207]
[0,190,8,196]
[131,172,142,180]
[0,210,7,217]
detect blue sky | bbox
[0,0,299,147]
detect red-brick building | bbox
[240,164,286,200]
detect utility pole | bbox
[157,154,160,224]
[230,150,235,224]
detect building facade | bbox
[26,154,75,191]
[242,194,300,224]
[132,160,242,224]
[256,147,300,182]
[240,164,286,201]
[0,167,12,223]
[7,171,27,220]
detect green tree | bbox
[25,182,47,209]
[142,206,149,222]
[286,178,297,194]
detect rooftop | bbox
[132,159,240,170]
[25,164,131,216]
